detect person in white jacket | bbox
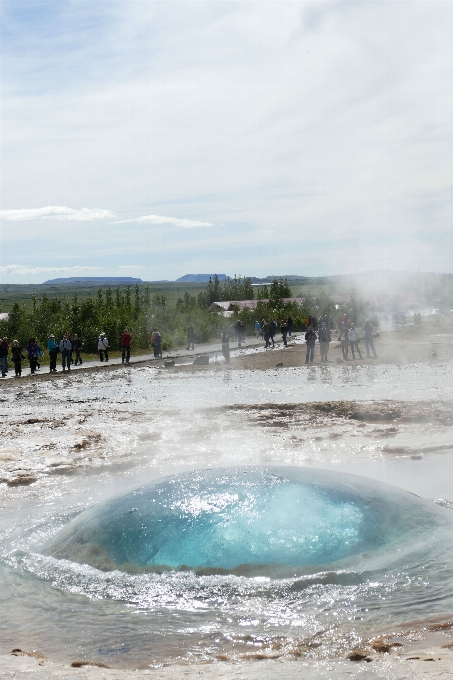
[97,333,109,362]
[349,323,362,359]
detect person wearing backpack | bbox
[97,333,109,362]
[152,329,162,358]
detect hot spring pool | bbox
[46,467,441,576]
[1,363,453,670]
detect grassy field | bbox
[0,282,208,313]
[0,280,334,313]
[1,271,452,313]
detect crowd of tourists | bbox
[0,329,135,377]
[247,315,378,364]
[0,316,379,377]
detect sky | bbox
[0,0,452,284]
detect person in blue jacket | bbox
[47,334,59,373]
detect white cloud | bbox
[117,265,142,270]
[120,215,213,228]
[0,264,104,276]
[0,2,452,276]
[0,206,116,221]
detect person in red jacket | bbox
[121,328,131,364]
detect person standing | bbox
[318,324,331,362]
[268,320,275,348]
[305,325,317,363]
[254,321,261,339]
[26,338,39,374]
[2,337,9,374]
[98,333,109,362]
[68,336,74,365]
[287,315,293,336]
[72,334,83,365]
[186,326,195,351]
[280,318,289,347]
[339,323,349,359]
[47,334,59,373]
[151,329,162,358]
[235,321,242,348]
[349,323,362,359]
[11,340,25,377]
[59,334,72,372]
[221,328,230,364]
[239,321,246,346]
[35,341,43,370]
[0,339,7,377]
[121,328,131,363]
[362,319,377,358]
[262,320,270,348]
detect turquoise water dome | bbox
[46,467,435,574]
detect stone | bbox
[347,650,373,662]
[193,355,209,365]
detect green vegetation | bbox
[0,275,377,355]
[0,281,208,313]
[197,275,255,307]
[0,285,223,353]
[231,287,370,333]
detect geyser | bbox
[46,467,435,574]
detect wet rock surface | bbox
[229,399,453,426]
[228,400,453,461]
[1,363,453,679]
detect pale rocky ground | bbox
[2,641,453,679]
[2,319,453,679]
[1,396,451,488]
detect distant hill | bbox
[249,275,310,284]
[175,274,228,283]
[44,277,142,285]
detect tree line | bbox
[0,278,372,353]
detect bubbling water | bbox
[46,467,437,575]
